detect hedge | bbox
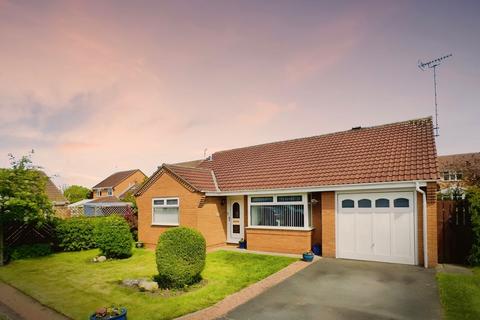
[55,217,102,251]
[9,243,52,260]
[93,215,133,259]
[155,227,206,288]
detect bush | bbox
[55,217,99,251]
[468,187,480,265]
[10,243,52,260]
[94,216,133,259]
[155,227,206,288]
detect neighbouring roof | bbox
[68,199,93,207]
[438,152,480,172]
[93,169,144,189]
[137,117,438,194]
[89,196,123,203]
[40,171,68,204]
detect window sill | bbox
[246,226,314,231]
[151,223,179,227]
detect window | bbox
[250,195,309,228]
[107,188,113,196]
[394,198,409,208]
[375,198,390,208]
[232,202,240,219]
[152,197,179,225]
[443,171,463,181]
[251,196,273,203]
[341,199,354,208]
[358,199,372,208]
[96,190,101,197]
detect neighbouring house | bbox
[136,117,439,267]
[92,169,146,200]
[41,172,70,218]
[69,169,146,217]
[437,152,480,197]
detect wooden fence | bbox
[437,199,473,264]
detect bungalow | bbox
[136,117,439,267]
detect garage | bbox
[337,191,416,265]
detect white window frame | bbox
[247,193,311,230]
[152,197,180,226]
[96,189,101,197]
[107,188,113,196]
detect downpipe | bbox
[416,182,428,268]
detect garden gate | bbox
[437,199,473,264]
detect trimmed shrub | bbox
[9,243,52,260]
[55,217,99,251]
[155,227,206,288]
[94,215,133,259]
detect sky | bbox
[1,0,479,188]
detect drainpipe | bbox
[416,182,428,268]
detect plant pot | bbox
[90,308,127,320]
[238,241,247,249]
[302,253,314,262]
[135,242,144,248]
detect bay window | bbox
[249,194,310,229]
[152,197,179,226]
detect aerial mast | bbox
[418,54,452,137]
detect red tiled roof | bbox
[165,165,218,192]
[197,117,438,191]
[137,117,438,194]
[93,169,144,188]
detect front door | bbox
[227,196,244,243]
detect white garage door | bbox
[337,192,415,265]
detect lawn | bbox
[437,267,480,320]
[0,249,296,320]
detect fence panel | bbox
[437,199,473,264]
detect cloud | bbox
[238,101,297,126]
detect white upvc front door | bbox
[227,196,244,243]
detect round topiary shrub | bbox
[155,227,206,288]
[94,215,133,259]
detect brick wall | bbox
[246,228,312,254]
[426,182,438,267]
[114,170,146,198]
[321,191,335,257]
[137,171,227,248]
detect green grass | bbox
[0,249,296,320]
[437,267,480,319]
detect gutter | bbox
[416,182,428,268]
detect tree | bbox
[0,152,54,265]
[63,185,92,203]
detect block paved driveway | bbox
[219,258,442,320]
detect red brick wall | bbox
[321,191,335,257]
[137,172,227,249]
[426,182,438,267]
[246,228,312,254]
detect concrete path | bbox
[220,258,442,320]
[0,282,69,320]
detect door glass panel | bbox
[232,202,240,219]
[232,225,240,234]
[358,199,372,208]
[375,198,390,208]
[342,199,354,208]
[394,198,409,208]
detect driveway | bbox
[220,258,442,320]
